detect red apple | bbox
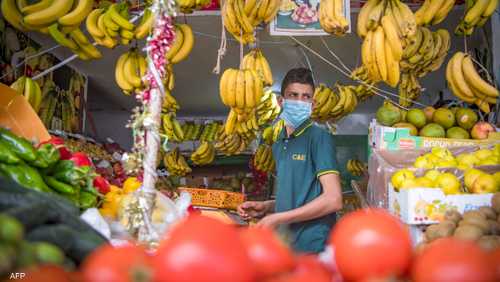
[470,122,495,140]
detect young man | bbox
[237,68,343,253]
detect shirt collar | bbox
[279,119,313,139]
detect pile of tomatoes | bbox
[18,209,500,282]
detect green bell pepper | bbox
[43,175,76,195]
[0,141,20,164]
[79,191,97,210]
[0,128,36,162]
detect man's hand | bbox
[257,213,287,229]
[237,201,269,220]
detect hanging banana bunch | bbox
[446,52,499,113]
[165,24,195,65]
[115,49,147,95]
[199,122,223,142]
[241,49,274,86]
[398,72,421,108]
[350,66,376,102]
[215,128,251,156]
[177,0,212,14]
[190,141,216,165]
[261,119,284,145]
[318,0,349,36]
[164,148,192,176]
[219,68,264,134]
[163,90,180,113]
[10,76,42,113]
[253,144,275,172]
[256,89,281,126]
[455,0,499,36]
[346,159,367,177]
[162,114,185,142]
[415,0,457,26]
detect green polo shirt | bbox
[272,119,338,253]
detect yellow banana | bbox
[445,54,476,103]
[134,8,154,39]
[244,69,256,109]
[431,0,456,25]
[381,15,402,61]
[226,69,238,107]
[373,26,387,82]
[385,40,400,88]
[356,0,378,38]
[1,0,26,31]
[170,24,194,64]
[235,70,246,109]
[48,23,78,50]
[115,52,134,92]
[107,3,134,30]
[21,0,52,14]
[24,0,74,26]
[59,0,93,26]
[257,50,273,86]
[86,9,105,38]
[123,51,142,88]
[225,109,238,135]
[462,54,499,98]
[465,0,490,24]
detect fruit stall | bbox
[1,0,500,281]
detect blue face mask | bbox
[280,99,312,129]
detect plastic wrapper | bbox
[367,144,500,208]
[81,208,111,239]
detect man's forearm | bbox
[279,194,341,224]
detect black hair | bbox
[280,68,315,96]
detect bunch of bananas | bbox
[162,90,180,113]
[190,141,216,166]
[182,122,203,141]
[311,84,358,122]
[349,66,376,102]
[48,24,102,60]
[162,114,185,142]
[318,0,349,36]
[166,24,194,64]
[253,144,275,172]
[346,159,367,177]
[10,76,42,113]
[358,0,417,87]
[115,49,147,95]
[261,119,284,145]
[199,122,222,142]
[400,28,450,77]
[177,0,212,14]
[220,68,264,132]
[415,0,456,26]
[234,113,259,139]
[164,148,192,176]
[446,52,499,113]
[38,83,58,128]
[455,0,498,36]
[60,89,78,132]
[221,0,280,44]
[1,0,91,33]
[214,130,251,156]
[86,3,146,48]
[241,49,273,86]
[398,72,422,107]
[256,89,281,126]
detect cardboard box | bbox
[388,184,493,225]
[0,83,50,143]
[369,119,499,151]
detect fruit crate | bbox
[368,120,499,151]
[388,183,494,225]
[178,187,245,210]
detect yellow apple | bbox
[414,155,433,169]
[493,144,500,156]
[456,153,480,168]
[431,148,455,161]
[493,172,500,187]
[415,177,435,188]
[478,156,498,166]
[435,173,461,195]
[391,169,416,189]
[434,159,458,168]
[474,149,493,160]
[464,168,485,190]
[470,173,498,194]
[400,179,420,189]
[426,154,440,167]
[424,170,441,183]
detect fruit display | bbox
[358,0,417,87]
[446,51,499,113]
[166,23,194,65]
[346,159,367,177]
[215,130,252,156]
[221,0,280,44]
[115,48,147,95]
[190,141,216,166]
[219,68,264,134]
[399,28,451,106]
[376,103,497,140]
[9,76,42,113]
[252,144,275,172]
[415,0,457,26]
[161,113,185,142]
[256,89,281,127]
[241,49,274,87]
[199,121,223,142]
[423,199,500,252]
[414,146,500,170]
[318,0,349,36]
[311,84,359,122]
[163,148,192,176]
[455,0,499,35]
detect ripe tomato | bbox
[81,244,151,282]
[490,248,500,281]
[19,265,72,282]
[152,215,255,282]
[239,227,295,279]
[263,255,334,282]
[412,238,495,282]
[331,208,412,281]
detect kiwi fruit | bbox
[478,206,497,220]
[492,193,500,214]
[454,225,483,241]
[477,236,500,251]
[459,217,491,234]
[444,210,462,223]
[488,220,500,235]
[425,224,440,242]
[462,210,487,221]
